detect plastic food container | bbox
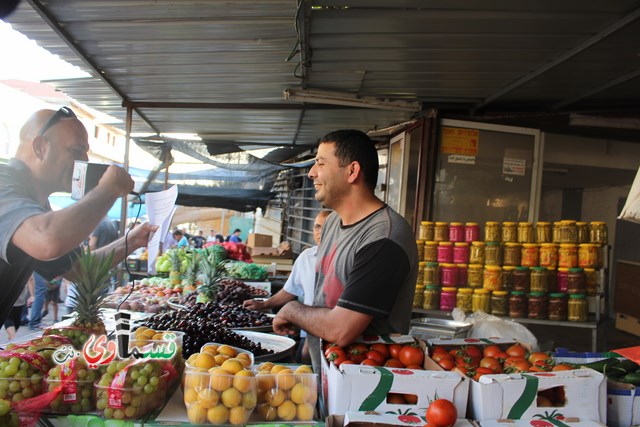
[410,318,472,340]
[517,222,534,243]
[535,222,552,243]
[419,221,434,241]
[186,343,255,372]
[45,362,100,414]
[437,242,454,263]
[252,364,317,422]
[95,370,169,420]
[424,241,438,262]
[521,243,539,267]
[422,285,441,310]
[469,241,485,265]
[434,222,449,242]
[483,265,502,291]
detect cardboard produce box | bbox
[321,335,469,418]
[247,246,279,256]
[343,412,476,427]
[246,233,273,248]
[615,312,640,337]
[477,419,605,426]
[468,369,606,423]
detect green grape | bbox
[21,387,33,398]
[13,370,26,379]
[3,365,17,377]
[30,374,41,385]
[106,363,118,375]
[82,388,91,398]
[0,399,9,416]
[0,380,7,391]
[113,408,125,419]
[18,362,28,371]
[124,406,137,418]
[130,396,141,408]
[11,393,23,403]
[0,390,7,399]
[104,407,114,418]
[19,380,29,388]
[136,375,148,386]
[77,368,87,379]
[130,370,140,380]
[81,397,92,411]
[96,398,108,411]
[8,358,20,368]
[143,383,155,394]
[149,376,159,386]
[70,403,82,413]
[8,382,20,393]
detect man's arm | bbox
[243,289,296,311]
[92,222,157,268]
[26,275,35,305]
[273,300,372,347]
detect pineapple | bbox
[47,247,113,348]
[168,249,182,285]
[195,253,223,304]
[180,252,201,291]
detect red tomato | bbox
[479,357,502,373]
[463,345,482,359]
[509,359,532,373]
[405,364,423,370]
[325,348,346,362]
[361,358,380,366]
[369,343,390,360]
[399,345,424,368]
[432,352,454,363]
[389,344,403,360]
[493,351,510,362]
[431,345,449,355]
[437,358,455,371]
[506,343,527,358]
[347,343,368,364]
[528,351,551,365]
[473,367,495,381]
[483,344,502,358]
[365,350,385,366]
[383,358,405,368]
[552,363,573,371]
[324,344,343,358]
[452,366,469,377]
[333,354,349,367]
[425,398,457,427]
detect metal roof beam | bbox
[473,5,640,112]
[553,68,640,110]
[122,101,350,110]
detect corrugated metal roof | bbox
[5,0,640,150]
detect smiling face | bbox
[307,142,350,208]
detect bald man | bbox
[0,107,156,326]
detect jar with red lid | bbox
[457,264,468,287]
[503,243,521,266]
[440,287,457,311]
[502,222,517,243]
[465,222,479,243]
[558,244,578,268]
[449,222,465,242]
[521,243,539,267]
[513,267,530,292]
[434,222,449,242]
[424,241,438,262]
[548,293,567,321]
[528,292,548,319]
[557,267,569,293]
[453,242,470,264]
[437,241,454,263]
[539,243,558,268]
[469,242,485,265]
[440,263,458,287]
[518,222,534,243]
[567,268,585,294]
[509,291,527,318]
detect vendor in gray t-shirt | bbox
[272,130,419,372]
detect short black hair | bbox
[233,228,241,233]
[320,129,379,191]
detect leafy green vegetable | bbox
[223,261,268,280]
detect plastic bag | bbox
[452,308,539,350]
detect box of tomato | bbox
[320,335,469,418]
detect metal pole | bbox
[117,106,133,287]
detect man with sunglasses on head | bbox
[0,107,157,326]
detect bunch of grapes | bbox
[6,335,72,369]
[0,353,45,403]
[45,358,98,413]
[0,399,18,427]
[44,326,104,350]
[96,360,169,420]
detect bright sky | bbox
[0,21,89,81]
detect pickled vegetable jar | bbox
[419,221,434,241]
[584,267,598,296]
[501,266,515,291]
[513,266,530,292]
[552,221,562,243]
[559,220,578,244]
[577,221,589,244]
[578,243,599,268]
[503,242,522,266]
[535,221,552,243]
[465,222,479,243]
[469,241,486,265]
[472,288,491,313]
[424,262,439,285]
[557,267,569,293]
[485,221,500,242]
[440,263,458,286]
[437,241,454,263]
[483,265,502,291]
[484,242,501,266]
[568,294,588,322]
[453,242,470,264]
[558,244,578,268]
[434,221,449,242]
[449,222,465,242]
[518,222,534,243]
[491,291,509,316]
[548,293,567,321]
[528,292,548,319]
[521,243,539,267]
[467,264,484,288]
[502,222,517,243]
[413,285,425,308]
[567,268,585,294]
[509,291,527,318]
[530,267,548,293]
[440,287,457,311]
[539,243,558,268]
[417,261,426,285]
[589,221,608,244]
[423,285,441,310]
[424,241,438,262]
[457,264,468,287]
[416,240,425,262]
[456,287,473,313]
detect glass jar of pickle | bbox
[472,288,491,313]
[424,241,438,262]
[502,266,515,291]
[440,287,457,311]
[491,290,509,316]
[557,267,569,293]
[449,222,465,242]
[578,243,599,268]
[568,294,588,322]
[465,222,479,243]
[484,242,501,266]
[589,221,608,245]
[518,222,534,243]
[485,221,500,242]
[483,265,503,291]
[456,287,473,313]
[513,266,530,292]
[558,244,578,268]
[509,291,527,318]
[559,220,578,244]
[502,222,517,243]
[584,268,598,295]
[536,222,552,243]
[423,285,441,310]
[434,221,449,242]
[438,241,454,263]
[546,267,557,292]
[528,292,548,319]
[467,264,484,288]
[567,268,585,294]
[416,240,425,262]
[469,241,486,265]
[453,242,470,264]
[548,293,567,321]
[414,285,425,308]
[577,221,589,243]
[417,261,426,285]
[419,221,434,241]
[530,267,548,293]
[440,263,458,287]
[424,262,439,286]
[503,243,522,266]
[457,264,468,287]
[521,243,539,267]
[539,243,558,268]
[552,221,562,243]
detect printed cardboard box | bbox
[477,419,606,427]
[344,411,476,427]
[469,369,606,423]
[321,335,469,418]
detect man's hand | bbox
[125,222,158,248]
[99,165,135,198]
[272,312,298,336]
[243,299,266,311]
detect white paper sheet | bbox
[619,166,640,224]
[145,185,178,273]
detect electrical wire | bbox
[116,193,143,312]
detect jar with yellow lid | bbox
[440,263,458,287]
[434,221,449,242]
[469,241,485,265]
[483,265,502,291]
[449,222,465,242]
[440,287,457,311]
[509,291,527,318]
[413,285,425,308]
[424,262,439,286]
[503,242,522,266]
[437,241,454,263]
[456,288,473,313]
[521,243,539,267]
[576,221,589,243]
[578,243,599,268]
[417,261,426,285]
[485,221,500,242]
[416,241,425,264]
[453,242,470,264]
[528,292,548,319]
[518,222,534,243]
[539,243,558,268]
[589,221,608,244]
[513,266,530,292]
[530,267,548,293]
[423,285,441,310]
[557,267,569,293]
[501,265,515,291]
[559,220,578,244]
[552,221,562,243]
[472,288,491,313]
[558,244,578,268]
[491,291,509,316]
[419,221,434,241]
[424,241,438,262]
[535,222,552,243]
[584,268,598,295]
[502,222,517,243]
[568,294,588,322]
[465,222,479,243]
[548,293,567,321]
[484,242,501,266]
[467,264,484,288]
[457,264,468,287]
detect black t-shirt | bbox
[190,235,206,248]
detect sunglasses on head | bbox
[38,106,77,136]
